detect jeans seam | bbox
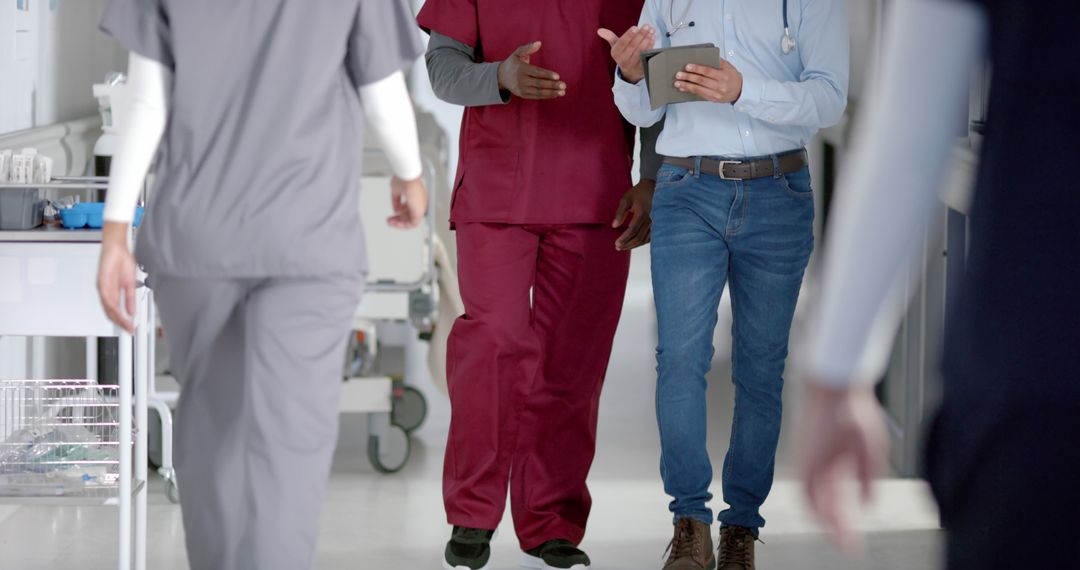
[725,381,739,486]
[726,181,744,238]
[722,384,739,523]
[723,312,739,522]
[737,186,748,236]
[656,347,670,517]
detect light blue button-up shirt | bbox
[614,0,849,159]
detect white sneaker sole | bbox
[519,552,590,570]
[443,560,490,570]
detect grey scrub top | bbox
[100,0,423,278]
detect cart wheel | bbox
[367,424,412,474]
[165,475,180,504]
[392,386,428,433]
[166,479,180,504]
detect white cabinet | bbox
[0,0,125,135]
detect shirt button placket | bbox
[722,0,734,62]
[739,124,754,157]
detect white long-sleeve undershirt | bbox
[800,0,988,388]
[103,53,423,224]
[361,71,423,182]
[102,53,170,223]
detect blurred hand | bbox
[387,175,428,229]
[674,61,744,104]
[798,383,889,553]
[597,25,657,84]
[498,42,566,100]
[97,222,137,334]
[612,179,655,251]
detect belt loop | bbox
[693,156,703,177]
[771,154,781,179]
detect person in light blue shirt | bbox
[610,0,848,159]
[600,2,848,568]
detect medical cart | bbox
[0,178,151,570]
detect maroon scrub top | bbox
[418,0,644,225]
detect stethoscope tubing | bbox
[666,0,796,55]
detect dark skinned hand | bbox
[612,179,656,251]
[498,41,566,100]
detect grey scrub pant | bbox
[153,275,362,570]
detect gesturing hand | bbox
[597,25,657,84]
[612,179,656,251]
[674,61,744,104]
[387,176,429,229]
[498,41,566,100]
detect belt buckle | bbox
[718,160,739,180]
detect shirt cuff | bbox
[481,62,512,105]
[614,68,648,107]
[733,76,766,115]
[614,67,644,89]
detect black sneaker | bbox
[444,526,495,570]
[520,539,591,570]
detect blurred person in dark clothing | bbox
[798,1,1080,569]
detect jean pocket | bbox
[657,164,695,189]
[779,168,814,198]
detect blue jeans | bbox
[651,157,815,534]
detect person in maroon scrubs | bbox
[417,2,660,569]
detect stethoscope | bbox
[667,0,797,55]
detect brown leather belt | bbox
[663,150,808,181]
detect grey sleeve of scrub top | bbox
[426,32,510,107]
[347,0,425,87]
[100,0,174,68]
[640,119,664,182]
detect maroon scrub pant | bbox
[444,222,631,550]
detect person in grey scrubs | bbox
[94,1,426,569]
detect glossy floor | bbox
[0,248,942,569]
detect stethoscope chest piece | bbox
[781,28,796,54]
[780,0,797,54]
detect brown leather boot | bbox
[662,518,716,570]
[716,526,756,570]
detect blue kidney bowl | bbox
[61,203,144,229]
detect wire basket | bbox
[0,380,124,498]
